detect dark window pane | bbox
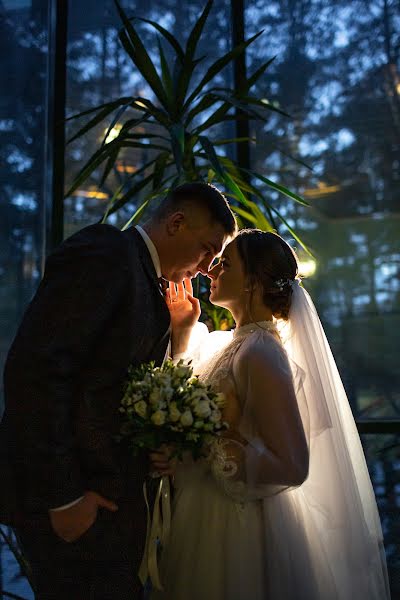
[244,0,400,418]
[0,1,48,410]
[362,433,400,596]
[0,3,48,597]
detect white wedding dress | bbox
[151,292,390,599]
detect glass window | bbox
[362,433,400,598]
[0,0,48,411]
[0,2,49,597]
[244,0,400,591]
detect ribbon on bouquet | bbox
[138,475,171,591]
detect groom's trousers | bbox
[15,498,146,600]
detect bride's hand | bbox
[166,278,201,355]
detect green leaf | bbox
[238,95,290,118]
[212,137,254,146]
[128,96,171,127]
[244,169,309,206]
[184,93,221,126]
[194,101,232,134]
[132,17,185,62]
[218,164,278,227]
[124,132,167,141]
[121,199,151,230]
[272,145,313,172]
[269,205,314,257]
[243,56,277,92]
[100,137,169,188]
[246,200,274,231]
[197,140,251,208]
[102,156,163,222]
[184,30,263,109]
[153,152,170,190]
[170,123,185,173]
[221,171,250,208]
[99,102,132,149]
[65,96,132,122]
[66,97,132,144]
[231,205,258,225]
[115,1,168,108]
[100,145,120,187]
[185,0,212,62]
[107,170,155,216]
[120,140,169,152]
[157,38,174,105]
[174,1,212,108]
[122,174,178,229]
[209,92,270,122]
[198,135,225,178]
[118,112,153,135]
[65,138,122,197]
[174,58,194,110]
[207,168,216,182]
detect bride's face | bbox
[208,239,247,307]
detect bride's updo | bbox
[235,229,299,320]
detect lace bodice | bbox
[178,321,309,503]
[197,320,278,388]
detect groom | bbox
[0,182,236,599]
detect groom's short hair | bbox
[153,182,237,235]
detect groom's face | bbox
[162,209,230,283]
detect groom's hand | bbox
[167,278,201,355]
[49,491,118,543]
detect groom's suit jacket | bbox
[0,224,170,525]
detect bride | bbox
[150,229,390,600]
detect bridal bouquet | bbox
[117,359,227,459]
[117,359,227,590]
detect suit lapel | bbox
[122,226,171,330]
[123,227,162,295]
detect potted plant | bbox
[66,0,310,251]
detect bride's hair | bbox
[236,229,299,320]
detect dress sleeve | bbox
[209,332,309,502]
[175,321,234,375]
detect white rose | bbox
[149,388,162,406]
[175,365,192,379]
[191,388,206,401]
[180,410,194,427]
[169,402,181,423]
[209,409,222,423]
[215,392,226,407]
[163,386,174,401]
[134,400,147,419]
[151,410,167,426]
[194,400,212,419]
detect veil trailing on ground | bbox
[185,280,390,598]
[268,280,390,598]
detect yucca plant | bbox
[66,0,310,251]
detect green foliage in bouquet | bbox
[116,360,226,460]
[65,0,310,251]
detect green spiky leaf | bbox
[132,17,185,62]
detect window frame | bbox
[48,0,400,437]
